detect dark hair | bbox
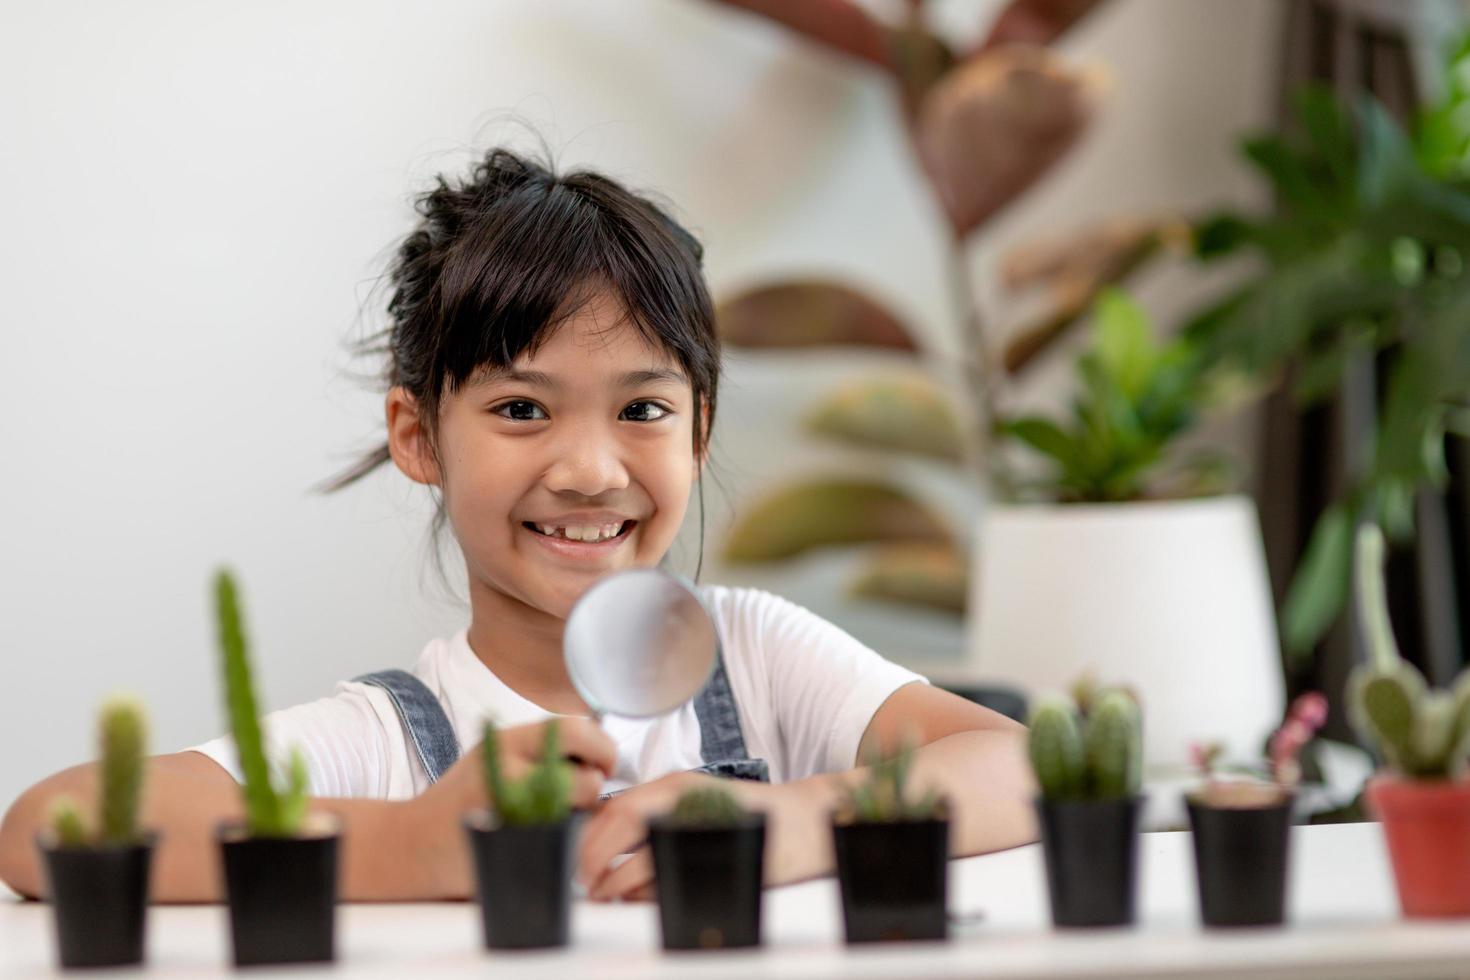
[326,148,721,579]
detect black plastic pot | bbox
[1187,795,1293,927]
[218,823,340,967]
[38,834,155,968]
[1036,796,1142,928]
[648,814,765,950]
[464,812,575,950]
[832,817,949,943]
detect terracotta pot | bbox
[1367,775,1470,917]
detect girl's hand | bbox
[407,717,617,898]
[578,771,839,902]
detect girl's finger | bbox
[568,764,604,809]
[576,804,644,887]
[589,846,655,902]
[556,717,619,777]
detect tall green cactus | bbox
[480,718,572,826]
[1028,688,1143,801]
[1348,525,1470,778]
[214,568,308,837]
[98,696,147,844]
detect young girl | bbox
[0,149,1035,903]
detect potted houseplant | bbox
[464,718,576,949]
[37,697,153,968]
[647,785,766,950]
[212,568,340,966]
[831,742,949,943]
[979,289,1283,773]
[1029,685,1143,927]
[1350,524,1470,918]
[1184,691,1326,927]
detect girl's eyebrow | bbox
[470,366,688,389]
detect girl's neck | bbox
[464,579,592,717]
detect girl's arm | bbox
[579,683,1037,900]
[0,718,616,903]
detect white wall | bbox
[0,0,1279,806]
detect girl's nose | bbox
[544,429,631,497]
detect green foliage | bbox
[481,719,572,827]
[47,797,90,849]
[1000,289,1232,502]
[1188,43,1470,658]
[667,786,750,828]
[840,741,943,822]
[1028,688,1142,801]
[214,568,308,838]
[98,697,147,845]
[1347,524,1470,779]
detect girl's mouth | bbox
[520,520,637,557]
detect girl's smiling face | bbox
[395,290,703,620]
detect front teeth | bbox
[535,522,624,543]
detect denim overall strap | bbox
[354,669,462,785]
[691,655,770,783]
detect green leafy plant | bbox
[46,696,149,848]
[480,719,572,826]
[665,786,751,829]
[1001,289,1231,502]
[214,568,308,838]
[838,741,943,822]
[1348,524,1470,780]
[1187,37,1470,658]
[1028,687,1142,801]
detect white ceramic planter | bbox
[966,494,1283,770]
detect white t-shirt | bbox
[189,585,926,799]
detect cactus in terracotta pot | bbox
[1350,523,1470,917]
[1348,526,1470,779]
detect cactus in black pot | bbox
[39,697,155,968]
[465,718,577,949]
[831,741,949,943]
[1029,687,1144,928]
[649,785,766,950]
[212,567,340,966]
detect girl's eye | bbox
[492,400,548,422]
[621,401,671,422]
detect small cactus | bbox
[667,786,749,828]
[1348,525,1470,779]
[214,568,309,837]
[481,719,572,826]
[839,740,943,822]
[99,697,147,844]
[1028,686,1143,801]
[1028,696,1085,799]
[45,697,150,849]
[47,797,91,848]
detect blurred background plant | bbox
[1001,288,1234,503]
[1184,33,1470,668]
[710,0,1206,616]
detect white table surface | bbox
[4,822,1469,979]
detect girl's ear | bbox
[386,387,442,487]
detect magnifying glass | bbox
[563,567,718,720]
